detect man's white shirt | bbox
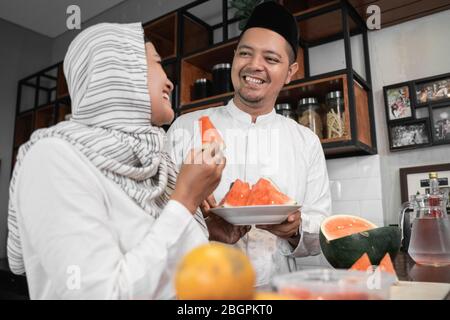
[166,99,331,286]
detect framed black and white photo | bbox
[389,119,431,151]
[384,83,414,122]
[429,102,450,144]
[415,74,450,106]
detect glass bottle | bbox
[325,90,345,138]
[275,103,296,120]
[429,172,442,217]
[297,97,323,138]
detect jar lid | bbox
[212,63,231,71]
[275,103,291,111]
[195,78,209,84]
[326,91,343,99]
[298,97,318,106]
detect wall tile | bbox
[329,180,342,200]
[335,178,382,201]
[356,155,381,178]
[332,200,361,216]
[359,200,384,225]
[326,157,359,180]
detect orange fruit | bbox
[175,243,255,300]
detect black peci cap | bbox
[241,1,299,61]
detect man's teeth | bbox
[245,76,264,84]
[162,93,170,100]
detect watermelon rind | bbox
[320,226,402,269]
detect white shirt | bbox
[12,138,208,299]
[166,100,332,286]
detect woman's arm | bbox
[15,138,207,299]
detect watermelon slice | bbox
[350,253,373,272]
[199,116,225,150]
[221,179,251,207]
[220,178,296,207]
[377,253,396,276]
[246,178,296,206]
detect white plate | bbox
[210,205,301,225]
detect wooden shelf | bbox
[183,13,211,56]
[144,12,177,60]
[56,63,69,99]
[179,101,226,115]
[282,0,360,45]
[13,0,377,161]
[34,105,54,129]
[278,72,372,156]
[180,40,237,107]
[14,112,34,148]
[57,103,72,123]
[180,38,306,108]
[278,74,351,141]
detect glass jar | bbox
[275,103,296,120]
[325,91,345,138]
[193,78,212,100]
[297,97,323,138]
[212,63,232,95]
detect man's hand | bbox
[256,210,301,245]
[200,194,251,244]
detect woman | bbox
[7,22,225,299]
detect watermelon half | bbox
[320,215,401,269]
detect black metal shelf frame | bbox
[13,0,378,163]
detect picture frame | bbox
[414,73,450,106]
[388,119,431,151]
[399,163,450,214]
[429,101,450,144]
[383,82,414,122]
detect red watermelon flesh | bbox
[246,178,296,206]
[377,253,397,276]
[221,178,295,207]
[350,253,373,272]
[221,179,251,207]
[199,116,224,150]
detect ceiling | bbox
[1,0,449,38]
[0,0,127,38]
[349,0,450,28]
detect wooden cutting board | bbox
[390,281,450,300]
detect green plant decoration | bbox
[229,0,272,30]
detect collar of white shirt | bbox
[225,99,277,125]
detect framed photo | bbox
[429,102,450,144]
[384,83,414,122]
[388,119,431,151]
[415,75,450,105]
[399,163,450,214]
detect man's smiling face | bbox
[231,27,297,111]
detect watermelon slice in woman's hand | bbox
[199,116,225,151]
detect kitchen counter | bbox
[394,251,450,284]
[393,251,450,300]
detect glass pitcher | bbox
[400,193,450,266]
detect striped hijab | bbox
[7,23,207,275]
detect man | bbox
[167,2,331,287]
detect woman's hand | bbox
[171,143,226,214]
